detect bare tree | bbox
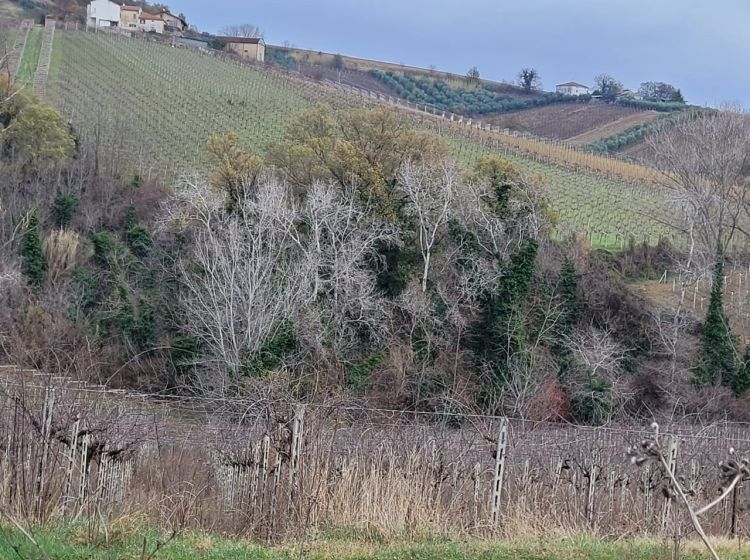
[648,108,750,267]
[171,177,302,393]
[168,176,396,392]
[219,23,264,38]
[398,160,457,292]
[290,182,397,358]
[593,73,622,100]
[465,66,480,84]
[517,68,542,92]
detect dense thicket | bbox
[1,86,748,423]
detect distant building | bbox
[556,82,590,96]
[175,36,209,50]
[138,12,165,34]
[220,37,266,62]
[120,4,141,29]
[160,11,187,33]
[86,0,120,28]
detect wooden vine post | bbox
[490,417,508,526]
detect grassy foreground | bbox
[1,524,749,560]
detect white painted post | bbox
[490,418,508,526]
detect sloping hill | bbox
[484,103,660,143]
[47,31,358,172]
[42,29,678,247]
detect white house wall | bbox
[86,0,120,26]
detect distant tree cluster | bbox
[591,73,687,105]
[638,81,685,103]
[593,73,623,101]
[219,23,263,38]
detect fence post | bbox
[490,417,508,526]
[472,462,481,527]
[287,404,305,514]
[660,437,678,533]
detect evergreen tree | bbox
[474,238,538,386]
[554,258,582,380]
[52,191,78,228]
[695,251,737,387]
[20,210,46,288]
[558,258,582,334]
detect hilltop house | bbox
[120,4,141,29]
[159,10,187,32]
[138,12,165,33]
[556,82,589,96]
[221,36,265,62]
[86,0,120,27]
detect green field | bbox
[45,30,679,246]
[1,524,747,560]
[14,25,40,86]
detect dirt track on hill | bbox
[566,110,659,145]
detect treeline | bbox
[368,70,580,116]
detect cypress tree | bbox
[20,211,46,288]
[695,251,737,387]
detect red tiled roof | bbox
[121,5,140,11]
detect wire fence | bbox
[0,364,747,540]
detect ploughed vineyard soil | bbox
[483,102,659,142]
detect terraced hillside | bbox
[43,30,679,246]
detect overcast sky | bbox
[167,0,749,106]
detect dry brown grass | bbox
[0,370,746,543]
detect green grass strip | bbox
[15,26,41,87]
[1,523,749,560]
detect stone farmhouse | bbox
[86,1,187,35]
[138,12,164,33]
[556,82,590,96]
[119,4,139,28]
[220,36,266,62]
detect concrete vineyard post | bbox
[490,417,508,526]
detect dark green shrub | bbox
[347,350,386,391]
[240,322,297,377]
[126,223,153,257]
[571,376,614,425]
[20,210,46,287]
[52,191,78,228]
